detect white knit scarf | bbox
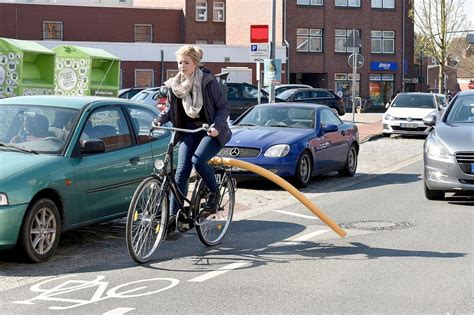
[166,68,204,118]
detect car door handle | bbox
[130,156,140,165]
[340,130,346,136]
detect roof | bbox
[256,102,328,109]
[0,95,126,109]
[0,37,54,54]
[53,45,119,60]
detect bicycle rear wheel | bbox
[195,171,235,246]
[126,176,168,263]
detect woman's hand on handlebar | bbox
[152,119,161,129]
[207,127,219,137]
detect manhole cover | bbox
[340,220,412,231]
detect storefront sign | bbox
[370,62,397,71]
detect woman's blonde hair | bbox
[175,45,203,66]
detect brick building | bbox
[0,0,415,108]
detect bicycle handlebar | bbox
[150,123,213,133]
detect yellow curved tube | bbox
[209,157,346,238]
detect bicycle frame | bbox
[149,124,212,221]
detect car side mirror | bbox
[81,139,106,154]
[423,114,437,127]
[322,124,338,133]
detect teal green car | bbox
[0,96,171,262]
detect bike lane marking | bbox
[103,307,135,315]
[275,210,320,220]
[187,261,250,283]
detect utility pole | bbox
[269,0,276,103]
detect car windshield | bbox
[0,105,79,154]
[237,106,315,129]
[276,89,298,100]
[131,91,151,101]
[391,94,435,108]
[445,96,474,123]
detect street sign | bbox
[250,25,269,43]
[344,31,362,48]
[250,43,269,62]
[348,53,364,68]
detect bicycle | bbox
[126,124,235,264]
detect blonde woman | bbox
[153,45,231,235]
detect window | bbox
[335,29,360,53]
[82,108,132,152]
[196,1,207,21]
[213,40,225,45]
[135,69,154,88]
[43,21,63,40]
[213,2,225,22]
[195,39,208,44]
[371,0,394,8]
[297,0,323,5]
[320,109,341,126]
[297,28,323,52]
[335,0,360,7]
[134,24,153,42]
[126,106,169,144]
[371,30,394,53]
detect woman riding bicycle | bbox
[152,45,232,235]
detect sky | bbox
[465,1,474,28]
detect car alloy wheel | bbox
[339,145,358,177]
[19,198,61,262]
[295,151,312,187]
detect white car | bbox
[382,92,447,136]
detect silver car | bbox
[423,90,474,200]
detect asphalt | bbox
[341,111,384,143]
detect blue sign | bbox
[370,61,398,71]
[251,45,258,51]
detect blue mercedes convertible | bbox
[220,103,359,187]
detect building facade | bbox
[0,0,415,107]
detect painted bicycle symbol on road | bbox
[14,275,179,310]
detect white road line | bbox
[103,307,135,315]
[293,230,329,242]
[188,262,250,283]
[276,210,320,220]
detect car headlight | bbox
[384,113,395,121]
[0,193,8,206]
[264,144,290,157]
[425,136,451,162]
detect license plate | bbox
[400,123,418,129]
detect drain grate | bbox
[340,220,412,231]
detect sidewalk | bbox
[341,112,384,143]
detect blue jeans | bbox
[170,130,223,215]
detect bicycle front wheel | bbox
[195,171,235,246]
[126,176,168,263]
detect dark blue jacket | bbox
[157,71,232,146]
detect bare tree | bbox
[412,0,470,93]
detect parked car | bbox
[227,82,272,120]
[277,88,346,116]
[220,103,359,187]
[382,92,446,136]
[0,95,173,262]
[264,84,312,97]
[118,87,145,99]
[422,89,474,200]
[131,86,169,110]
[274,84,312,96]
